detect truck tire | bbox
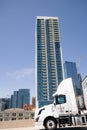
[44,118,57,130]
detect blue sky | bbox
[0,0,87,101]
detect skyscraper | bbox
[64,61,82,96]
[32,97,36,107]
[82,76,87,109]
[35,16,64,108]
[0,98,10,111]
[10,89,30,108]
[64,61,84,109]
[17,89,30,108]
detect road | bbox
[0,127,37,130]
[1,126,87,130]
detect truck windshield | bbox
[56,95,66,104]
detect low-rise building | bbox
[0,108,34,121]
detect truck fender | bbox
[43,116,57,126]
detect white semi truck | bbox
[35,78,87,130]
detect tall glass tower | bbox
[10,89,30,108]
[35,16,64,108]
[64,61,84,109]
[64,61,82,96]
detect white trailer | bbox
[35,78,87,130]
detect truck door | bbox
[54,95,67,116]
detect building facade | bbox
[0,98,10,111]
[0,108,34,121]
[64,61,84,109]
[35,16,64,108]
[17,89,30,108]
[64,61,82,95]
[10,89,30,108]
[32,97,36,107]
[82,76,87,109]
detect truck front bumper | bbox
[35,117,44,129]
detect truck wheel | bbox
[44,118,57,130]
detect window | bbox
[12,113,16,116]
[5,113,10,117]
[18,117,23,120]
[0,118,3,121]
[12,118,16,120]
[25,117,29,119]
[24,112,29,116]
[19,113,23,116]
[4,118,10,121]
[0,113,3,117]
[55,95,66,104]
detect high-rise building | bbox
[17,89,30,108]
[0,98,10,111]
[64,61,82,95]
[32,97,36,107]
[12,91,18,108]
[64,61,84,109]
[35,16,64,108]
[10,89,30,108]
[82,76,87,109]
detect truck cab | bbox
[35,78,79,130]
